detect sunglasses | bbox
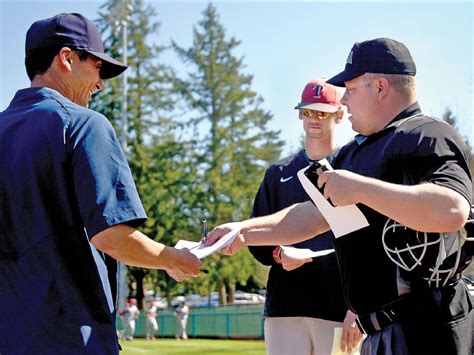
[299,109,333,120]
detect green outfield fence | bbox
[117,304,265,339]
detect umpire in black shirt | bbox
[205,38,472,355]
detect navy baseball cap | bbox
[327,38,416,87]
[25,13,127,79]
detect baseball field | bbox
[120,338,266,354]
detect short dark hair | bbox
[25,47,91,81]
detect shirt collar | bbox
[302,149,314,163]
[355,135,368,145]
[9,87,65,108]
[384,101,422,129]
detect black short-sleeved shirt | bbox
[332,102,472,315]
[249,150,347,322]
[0,88,147,353]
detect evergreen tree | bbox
[172,3,283,303]
[91,0,196,308]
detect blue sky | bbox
[1,0,473,154]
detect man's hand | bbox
[203,222,246,255]
[280,249,313,271]
[163,247,202,282]
[318,170,366,206]
[340,310,363,353]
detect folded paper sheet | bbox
[280,246,335,259]
[297,160,369,238]
[174,229,240,259]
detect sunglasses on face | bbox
[299,109,333,120]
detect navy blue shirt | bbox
[332,102,472,315]
[249,150,347,322]
[0,87,147,354]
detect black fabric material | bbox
[361,323,409,355]
[356,294,413,335]
[249,149,347,322]
[332,102,472,315]
[331,102,473,354]
[360,280,473,355]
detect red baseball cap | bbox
[294,78,343,113]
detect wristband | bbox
[272,246,283,264]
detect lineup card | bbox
[175,229,240,259]
[297,160,369,238]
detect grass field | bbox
[120,338,266,354]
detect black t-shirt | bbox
[249,149,347,322]
[332,102,472,315]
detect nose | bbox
[341,90,348,105]
[96,79,104,91]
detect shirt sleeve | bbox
[405,121,472,204]
[248,168,279,266]
[66,111,147,239]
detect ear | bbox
[335,109,344,124]
[57,47,73,72]
[376,77,389,100]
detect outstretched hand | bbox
[165,247,202,282]
[203,222,246,255]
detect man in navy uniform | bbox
[249,78,361,354]
[0,13,201,354]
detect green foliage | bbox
[91,0,191,302]
[172,4,282,303]
[90,2,282,303]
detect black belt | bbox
[355,275,465,335]
[355,295,412,335]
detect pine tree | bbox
[91,0,196,308]
[172,3,283,303]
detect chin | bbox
[349,121,357,132]
[349,119,360,133]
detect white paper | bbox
[330,327,362,355]
[174,229,240,259]
[280,246,335,259]
[297,160,369,238]
[174,240,200,250]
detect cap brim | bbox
[88,50,127,79]
[294,101,339,112]
[327,70,364,87]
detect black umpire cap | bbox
[25,13,127,79]
[327,38,416,87]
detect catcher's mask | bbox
[382,215,473,288]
